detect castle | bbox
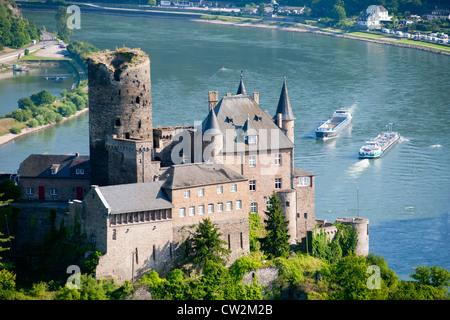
[14,47,368,282]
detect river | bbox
[1,10,449,279]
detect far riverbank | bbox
[19,3,450,57]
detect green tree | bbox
[260,192,290,259]
[249,211,265,252]
[257,2,265,16]
[55,6,72,44]
[30,89,57,106]
[18,97,36,112]
[411,265,450,290]
[323,254,388,300]
[184,218,230,269]
[148,0,156,6]
[0,179,22,203]
[332,4,346,21]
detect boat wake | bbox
[347,159,370,179]
[430,143,442,148]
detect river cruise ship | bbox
[359,123,400,159]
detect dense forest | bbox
[0,0,40,50]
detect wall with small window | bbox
[170,179,248,227]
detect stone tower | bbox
[87,48,154,186]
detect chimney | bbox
[75,153,79,158]
[253,92,259,105]
[208,91,218,111]
[226,93,231,97]
[277,113,282,128]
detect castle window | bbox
[50,188,58,196]
[275,178,282,189]
[76,168,84,175]
[208,204,214,213]
[135,96,140,104]
[112,229,116,240]
[184,190,190,198]
[231,184,237,192]
[218,202,223,212]
[286,201,290,207]
[128,213,133,223]
[189,206,195,216]
[199,205,204,215]
[249,180,256,191]
[179,207,186,218]
[297,176,311,187]
[198,188,204,197]
[304,213,308,219]
[115,118,121,127]
[236,200,242,210]
[250,202,258,213]
[249,155,256,167]
[26,187,34,195]
[226,201,232,211]
[217,186,223,194]
[275,153,282,166]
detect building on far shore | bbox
[357,5,392,29]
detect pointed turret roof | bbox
[202,107,222,136]
[274,77,296,121]
[236,71,247,95]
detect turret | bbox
[202,107,223,163]
[273,78,296,143]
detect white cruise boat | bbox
[315,109,352,139]
[359,123,400,159]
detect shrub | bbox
[9,126,22,134]
[26,118,39,128]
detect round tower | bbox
[87,48,152,186]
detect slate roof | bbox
[160,162,247,190]
[202,106,222,136]
[236,73,247,95]
[274,78,296,121]
[200,94,295,153]
[294,166,315,177]
[96,181,173,214]
[18,154,90,179]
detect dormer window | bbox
[247,135,257,145]
[50,164,60,175]
[76,168,85,175]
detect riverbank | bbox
[0,107,88,147]
[194,17,450,56]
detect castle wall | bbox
[105,136,158,184]
[335,217,369,256]
[19,177,90,202]
[294,176,315,245]
[220,149,293,224]
[168,180,250,264]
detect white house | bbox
[357,5,392,29]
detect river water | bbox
[1,10,448,279]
